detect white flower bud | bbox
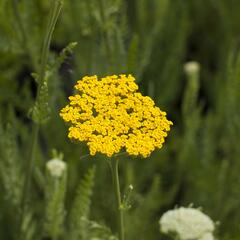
[184,61,200,75]
[159,207,215,240]
[46,158,66,178]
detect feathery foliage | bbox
[69,166,96,240]
[44,162,67,239]
[1,0,240,239]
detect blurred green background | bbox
[1,0,240,239]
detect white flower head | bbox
[199,233,215,240]
[46,158,66,178]
[129,184,133,190]
[184,61,200,75]
[159,207,215,240]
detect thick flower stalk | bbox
[60,74,172,157]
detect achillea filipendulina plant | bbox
[60,74,172,240]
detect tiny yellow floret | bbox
[60,74,173,157]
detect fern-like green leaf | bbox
[69,166,96,240]
[30,80,51,124]
[53,41,78,70]
[80,218,118,240]
[20,209,37,240]
[44,167,67,239]
[0,120,24,208]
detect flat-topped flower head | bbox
[60,74,172,157]
[159,207,215,240]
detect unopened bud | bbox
[46,158,66,178]
[184,61,200,75]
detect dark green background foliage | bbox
[0,0,240,239]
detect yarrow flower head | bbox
[60,74,172,157]
[159,207,215,240]
[46,158,66,178]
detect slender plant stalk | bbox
[21,124,39,207]
[39,0,63,85]
[110,158,125,240]
[21,0,63,228]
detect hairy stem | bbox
[110,158,125,240]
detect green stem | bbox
[21,124,39,211]
[110,158,125,240]
[39,0,63,85]
[21,0,63,233]
[20,124,39,240]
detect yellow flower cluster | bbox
[60,74,173,157]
